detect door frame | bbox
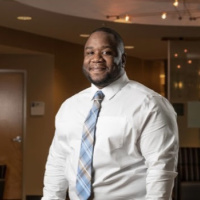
[0,69,27,200]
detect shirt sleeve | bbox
[139,96,179,200]
[42,106,69,200]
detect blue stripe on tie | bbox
[76,91,104,200]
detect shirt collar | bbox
[90,72,129,101]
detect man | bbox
[42,27,179,200]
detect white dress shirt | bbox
[42,73,179,200]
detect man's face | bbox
[83,31,126,88]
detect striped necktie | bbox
[76,90,104,200]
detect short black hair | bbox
[90,27,125,52]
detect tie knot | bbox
[93,91,104,101]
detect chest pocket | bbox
[95,116,126,153]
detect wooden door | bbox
[0,71,25,200]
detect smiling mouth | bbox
[90,66,107,73]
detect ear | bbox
[122,53,127,68]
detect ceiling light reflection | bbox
[174,53,178,58]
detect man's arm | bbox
[139,97,179,200]
[42,110,69,200]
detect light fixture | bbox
[17,16,32,21]
[125,15,130,22]
[80,34,90,38]
[188,59,192,64]
[106,15,132,23]
[173,1,200,21]
[161,12,167,19]
[177,65,181,69]
[173,0,179,7]
[124,46,134,50]
[184,49,188,53]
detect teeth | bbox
[89,65,106,72]
[93,66,105,69]
[91,67,103,71]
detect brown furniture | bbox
[173,147,200,200]
[0,165,7,199]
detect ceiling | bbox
[1,0,200,59]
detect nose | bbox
[92,52,103,62]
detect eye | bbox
[85,51,94,56]
[102,51,113,56]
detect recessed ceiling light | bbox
[17,16,32,21]
[125,46,134,49]
[80,34,90,38]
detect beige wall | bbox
[126,56,166,95]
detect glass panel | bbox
[169,41,200,102]
[169,40,200,146]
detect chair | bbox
[173,148,200,200]
[0,165,7,199]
